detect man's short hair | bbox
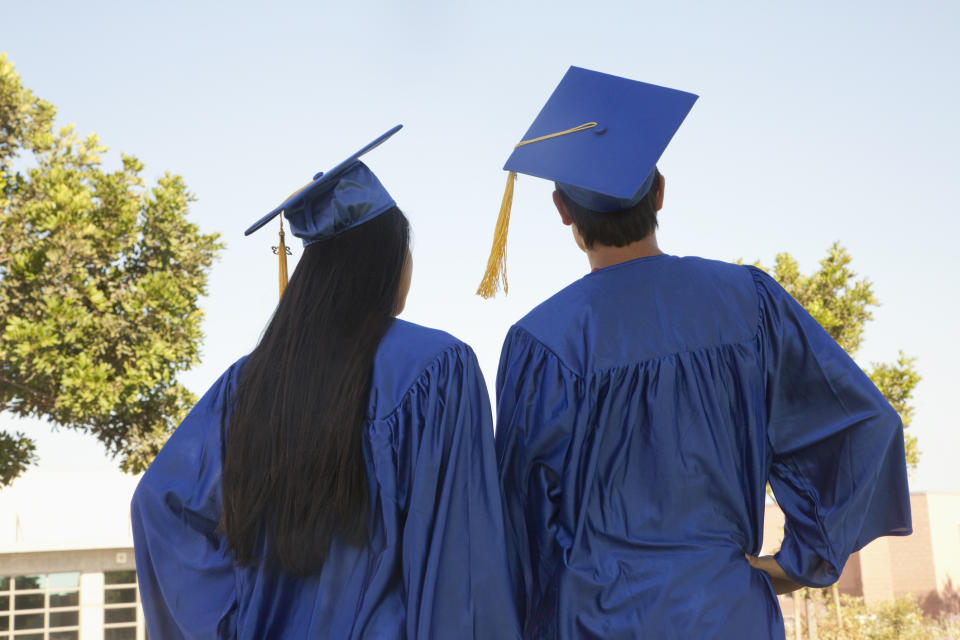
[557,169,661,249]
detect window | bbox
[0,572,80,640]
[103,571,140,640]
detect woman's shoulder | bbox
[368,319,475,420]
[381,318,465,356]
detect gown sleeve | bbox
[398,343,521,640]
[751,267,912,588]
[494,326,579,631]
[131,359,244,640]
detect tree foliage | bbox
[0,53,223,487]
[805,591,960,640]
[749,243,920,470]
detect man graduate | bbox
[481,67,912,640]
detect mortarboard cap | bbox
[476,67,698,298]
[245,125,402,246]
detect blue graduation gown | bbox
[495,255,911,640]
[132,319,520,639]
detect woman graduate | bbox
[131,126,520,639]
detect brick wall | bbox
[926,494,960,592]
[859,536,896,602]
[888,495,936,598]
[837,550,862,596]
[763,493,959,607]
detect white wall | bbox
[0,470,140,553]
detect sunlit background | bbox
[2,0,957,547]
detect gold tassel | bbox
[275,218,290,299]
[475,122,598,299]
[476,171,517,298]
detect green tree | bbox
[812,592,960,639]
[0,53,223,487]
[750,243,921,471]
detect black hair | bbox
[221,207,410,576]
[557,169,662,249]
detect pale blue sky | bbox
[2,0,958,503]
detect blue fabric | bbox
[495,254,911,640]
[503,66,697,208]
[132,319,521,639]
[243,125,401,243]
[285,161,396,247]
[556,167,657,214]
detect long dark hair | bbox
[221,207,410,576]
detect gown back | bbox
[132,319,520,639]
[495,254,911,640]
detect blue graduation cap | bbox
[476,67,698,298]
[245,125,402,246]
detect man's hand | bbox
[745,554,804,595]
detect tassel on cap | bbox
[476,171,517,299]
[273,218,291,299]
[476,122,599,299]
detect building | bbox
[0,471,145,640]
[0,549,143,640]
[2,464,956,640]
[763,492,960,617]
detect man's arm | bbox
[746,554,803,595]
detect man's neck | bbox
[586,235,663,271]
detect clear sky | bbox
[1,0,958,530]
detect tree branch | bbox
[0,373,57,406]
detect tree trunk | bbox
[805,592,818,640]
[793,589,803,640]
[832,583,843,638]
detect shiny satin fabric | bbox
[132,319,521,639]
[495,255,911,640]
[287,162,396,247]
